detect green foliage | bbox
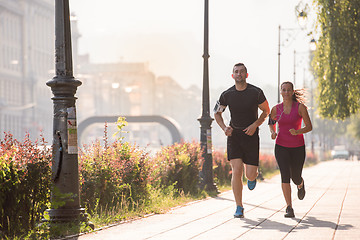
[79,124,153,215]
[348,112,360,140]
[50,186,76,209]
[305,151,319,166]
[313,116,350,151]
[1,123,316,239]
[113,116,128,141]
[0,133,51,239]
[312,0,360,120]
[152,141,202,194]
[258,153,278,177]
[212,150,231,185]
[23,220,93,240]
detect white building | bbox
[0,0,54,142]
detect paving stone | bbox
[74,160,360,240]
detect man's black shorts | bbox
[227,128,259,166]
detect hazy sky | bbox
[69,0,316,92]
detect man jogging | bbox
[214,62,270,218]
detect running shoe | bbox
[298,181,305,200]
[284,206,295,218]
[247,179,257,190]
[234,206,244,218]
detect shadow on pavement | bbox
[295,216,353,231]
[239,216,353,232]
[241,218,295,232]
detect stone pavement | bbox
[73,160,360,240]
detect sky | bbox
[69,0,316,97]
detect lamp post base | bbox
[199,169,219,193]
[200,181,219,193]
[44,208,88,223]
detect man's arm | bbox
[243,100,270,136]
[214,109,233,136]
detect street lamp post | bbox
[277,25,281,104]
[198,0,217,192]
[46,0,86,223]
[293,50,311,88]
[309,40,316,154]
[276,2,311,103]
[293,49,297,87]
[277,25,300,103]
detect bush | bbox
[305,151,318,166]
[152,141,202,194]
[3,121,315,238]
[0,133,51,239]
[212,149,231,185]
[79,124,153,214]
[259,153,278,177]
[212,151,279,183]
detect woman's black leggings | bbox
[275,144,306,184]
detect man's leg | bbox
[230,158,244,207]
[245,164,258,182]
[245,164,258,190]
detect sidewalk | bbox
[73,160,360,240]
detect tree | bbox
[312,0,360,120]
[348,113,360,141]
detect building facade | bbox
[0,2,206,149]
[0,0,54,142]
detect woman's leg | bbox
[290,145,306,186]
[275,145,292,205]
[289,146,306,200]
[282,183,292,207]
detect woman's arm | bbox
[289,103,313,135]
[268,106,277,140]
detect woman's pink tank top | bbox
[275,101,305,148]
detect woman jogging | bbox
[268,81,312,218]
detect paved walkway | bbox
[73,160,360,240]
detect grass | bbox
[20,170,288,239]
[82,176,270,235]
[86,184,221,231]
[17,186,211,239]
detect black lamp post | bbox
[46,0,86,222]
[277,9,308,103]
[277,25,281,104]
[198,0,217,191]
[309,38,316,154]
[277,25,305,103]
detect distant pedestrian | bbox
[268,81,312,218]
[214,63,270,218]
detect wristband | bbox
[268,117,276,125]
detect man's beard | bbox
[236,77,246,83]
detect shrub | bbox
[0,133,51,239]
[212,149,231,185]
[152,141,202,194]
[259,153,278,176]
[79,124,153,214]
[212,151,279,183]
[305,151,318,166]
